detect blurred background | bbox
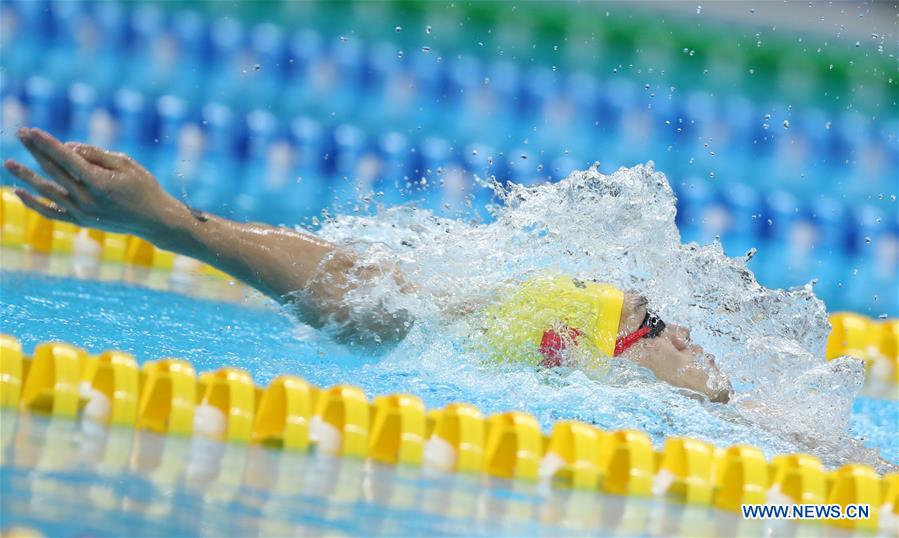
[1,0,896,316]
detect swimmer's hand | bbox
[6,127,413,348]
[4,127,182,239]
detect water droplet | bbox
[421,46,431,53]
[864,236,872,244]
[762,123,769,130]
[254,64,261,71]
[644,83,650,89]
[471,148,478,156]
[395,25,402,32]
[397,50,404,59]
[878,313,888,320]
[825,121,832,129]
[696,5,702,14]
[782,120,790,129]
[426,25,432,34]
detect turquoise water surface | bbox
[1,411,825,537]
[1,260,896,466]
[0,252,895,536]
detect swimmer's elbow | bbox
[708,380,733,403]
[710,388,731,404]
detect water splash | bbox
[316,163,890,471]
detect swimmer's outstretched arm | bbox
[4,128,411,346]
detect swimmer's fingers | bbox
[13,188,78,224]
[4,159,83,217]
[18,128,94,204]
[65,142,128,170]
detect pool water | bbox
[1,255,896,470]
[0,411,849,537]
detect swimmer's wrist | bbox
[140,195,205,251]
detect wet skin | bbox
[618,293,732,403]
[5,127,731,401]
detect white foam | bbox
[311,163,884,471]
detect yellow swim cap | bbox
[482,274,624,366]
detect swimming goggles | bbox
[538,309,667,368]
[613,310,666,356]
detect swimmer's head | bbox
[485,274,688,366]
[483,274,625,367]
[484,275,732,400]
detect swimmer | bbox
[4,127,732,403]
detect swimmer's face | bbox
[617,293,731,402]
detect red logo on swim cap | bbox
[539,325,582,367]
